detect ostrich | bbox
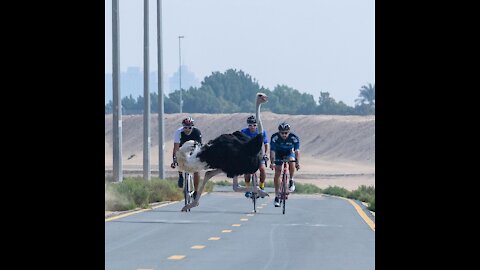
[176,93,269,211]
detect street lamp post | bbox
[178,35,184,113]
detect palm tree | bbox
[355,83,375,108]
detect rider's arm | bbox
[263,130,269,154]
[294,149,300,164]
[172,143,180,163]
[172,128,182,163]
[294,149,300,170]
[292,134,300,163]
[269,134,277,167]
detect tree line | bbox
[105,69,375,115]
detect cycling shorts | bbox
[274,151,296,166]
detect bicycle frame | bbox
[250,158,268,212]
[250,172,259,212]
[277,158,297,215]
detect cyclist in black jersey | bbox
[171,117,202,198]
[269,122,300,207]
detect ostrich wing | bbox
[197,131,263,178]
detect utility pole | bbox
[112,0,123,182]
[157,0,165,179]
[143,0,151,180]
[178,35,184,113]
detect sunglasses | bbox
[248,124,257,127]
[183,126,193,130]
[280,131,289,135]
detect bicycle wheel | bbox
[184,172,191,212]
[251,174,257,213]
[282,172,287,215]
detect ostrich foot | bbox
[181,201,199,212]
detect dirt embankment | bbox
[105,112,375,190]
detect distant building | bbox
[105,65,200,104]
[168,65,201,94]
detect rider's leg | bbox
[273,165,282,206]
[178,171,184,188]
[244,174,251,187]
[289,158,296,179]
[288,157,296,192]
[243,174,252,197]
[273,165,281,196]
[259,164,266,189]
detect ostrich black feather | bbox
[197,131,263,178]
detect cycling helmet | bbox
[182,117,194,126]
[247,115,257,124]
[278,122,290,131]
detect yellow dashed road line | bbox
[208,237,221,240]
[167,255,185,260]
[222,230,232,233]
[240,218,248,221]
[191,245,206,249]
[232,224,241,227]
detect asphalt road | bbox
[105,191,375,270]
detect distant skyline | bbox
[105,0,375,106]
[105,65,200,103]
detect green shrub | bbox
[105,183,136,211]
[149,178,183,203]
[322,186,350,197]
[368,197,375,211]
[294,183,322,194]
[347,185,375,212]
[105,176,216,211]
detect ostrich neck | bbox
[255,102,264,155]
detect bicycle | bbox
[183,172,195,212]
[171,161,196,212]
[276,157,297,215]
[249,157,268,213]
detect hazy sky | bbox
[105,0,375,106]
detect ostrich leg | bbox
[181,169,223,211]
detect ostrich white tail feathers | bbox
[176,140,208,173]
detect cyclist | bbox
[171,117,202,199]
[269,122,300,207]
[241,115,269,198]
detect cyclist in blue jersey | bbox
[269,122,300,207]
[240,115,269,198]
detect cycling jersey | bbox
[240,128,268,144]
[174,127,202,147]
[270,132,300,160]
